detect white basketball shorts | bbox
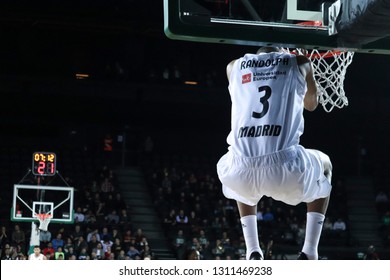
[216,145,331,206]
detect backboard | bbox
[11,184,74,224]
[164,0,390,54]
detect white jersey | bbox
[227,52,307,157]
[29,253,45,260]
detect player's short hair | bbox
[257,46,281,54]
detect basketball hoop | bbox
[34,213,52,231]
[293,21,355,112]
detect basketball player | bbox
[29,245,47,260]
[217,47,332,260]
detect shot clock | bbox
[32,152,57,176]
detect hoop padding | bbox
[296,48,354,112]
[35,214,52,231]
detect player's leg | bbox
[237,201,263,260]
[300,150,332,260]
[217,151,265,260]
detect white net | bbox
[295,49,354,112]
[35,214,52,231]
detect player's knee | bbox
[322,153,332,180]
[324,153,332,172]
[317,151,332,178]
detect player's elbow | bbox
[304,95,319,111]
[305,103,317,111]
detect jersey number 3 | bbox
[252,85,271,119]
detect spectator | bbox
[138,237,149,251]
[16,252,26,260]
[74,207,85,224]
[103,134,113,163]
[101,177,115,194]
[211,217,223,236]
[90,251,98,260]
[51,233,65,251]
[172,65,182,84]
[95,199,106,221]
[379,210,390,236]
[117,249,126,260]
[111,228,122,242]
[111,237,124,257]
[90,180,99,193]
[235,239,247,259]
[295,221,306,246]
[122,229,133,250]
[176,209,189,232]
[11,224,26,252]
[65,246,76,260]
[162,67,170,82]
[100,227,112,241]
[54,246,65,260]
[323,217,333,231]
[39,228,52,246]
[74,235,89,255]
[63,237,74,255]
[162,175,172,189]
[119,209,132,231]
[172,229,186,259]
[289,215,300,232]
[375,190,389,214]
[220,231,234,256]
[162,209,177,233]
[263,207,275,223]
[332,218,347,231]
[1,244,13,260]
[87,234,100,252]
[42,242,55,259]
[212,239,225,258]
[134,228,146,244]
[98,165,110,181]
[70,224,84,243]
[214,199,225,217]
[84,209,97,224]
[105,210,120,225]
[87,228,101,243]
[198,229,210,248]
[364,245,380,260]
[188,210,200,234]
[78,247,89,260]
[101,237,114,253]
[256,208,264,222]
[141,245,154,260]
[105,247,116,260]
[187,237,202,255]
[127,245,140,259]
[91,242,105,259]
[383,210,390,227]
[109,170,119,188]
[0,226,10,254]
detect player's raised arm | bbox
[297,55,318,111]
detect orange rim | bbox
[310,50,342,59]
[294,21,342,59]
[35,213,52,220]
[296,21,323,27]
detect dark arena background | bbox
[0,0,390,260]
